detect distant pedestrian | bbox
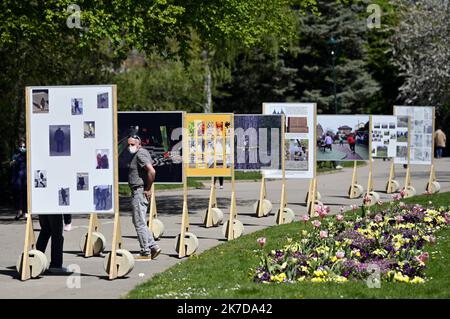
[435,126,446,158]
[347,134,356,153]
[10,140,27,220]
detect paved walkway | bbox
[0,158,449,298]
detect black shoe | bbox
[150,246,161,259]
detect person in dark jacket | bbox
[10,140,27,220]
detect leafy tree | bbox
[390,0,450,126]
[293,0,380,114]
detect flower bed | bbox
[254,202,450,284]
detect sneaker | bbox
[64,223,72,232]
[150,245,161,259]
[219,186,223,189]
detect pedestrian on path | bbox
[10,140,27,220]
[435,126,446,158]
[127,135,161,259]
[36,214,69,273]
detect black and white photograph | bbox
[96,149,109,169]
[34,170,47,188]
[93,185,112,210]
[58,187,70,206]
[397,115,408,128]
[84,121,95,138]
[71,98,83,115]
[77,172,89,191]
[97,92,109,108]
[49,125,71,156]
[32,89,49,113]
[396,145,408,159]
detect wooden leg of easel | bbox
[306,179,313,205]
[256,177,267,217]
[20,213,35,281]
[177,184,189,258]
[367,160,373,194]
[148,184,157,232]
[349,161,358,199]
[204,177,216,227]
[226,189,237,241]
[108,211,122,280]
[387,161,395,194]
[308,178,317,217]
[276,180,286,225]
[85,213,100,257]
[404,165,411,190]
[427,163,435,192]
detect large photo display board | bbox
[371,115,397,158]
[234,115,282,171]
[185,113,233,177]
[118,112,183,184]
[316,115,370,161]
[394,106,434,165]
[262,103,315,179]
[27,85,116,214]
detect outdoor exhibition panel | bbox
[316,115,370,161]
[185,113,234,177]
[27,85,116,214]
[262,103,315,179]
[371,115,398,158]
[394,106,434,165]
[117,111,183,184]
[234,114,283,171]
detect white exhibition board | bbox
[262,103,315,179]
[394,106,434,165]
[27,85,116,214]
[371,115,398,158]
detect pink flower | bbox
[363,194,371,204]
[417,252,429,264]
[374,214,383,223]
[339,206,345,213]
[315,205,329,219]
[302,215,310,223]
[400,189,406,198]
[399,202,407,209]
[444,214,450,224]
[312,220,321,228]
[318,209,328,219]
[377,200,383,206]
[350,204,358,212]
[336,214,344,222]
[336,251,345,259]
[392,194,401,201]
[319,230,328,239]
[395,215,404,223]
[257,237,266,248]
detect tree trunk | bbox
[202,49,212,113]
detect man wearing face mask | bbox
[127,135,161,259]
[10,140,27,220]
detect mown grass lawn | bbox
[127,192,450,299]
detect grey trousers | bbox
[131,188,156,253]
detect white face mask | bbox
[128,146,138,154]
